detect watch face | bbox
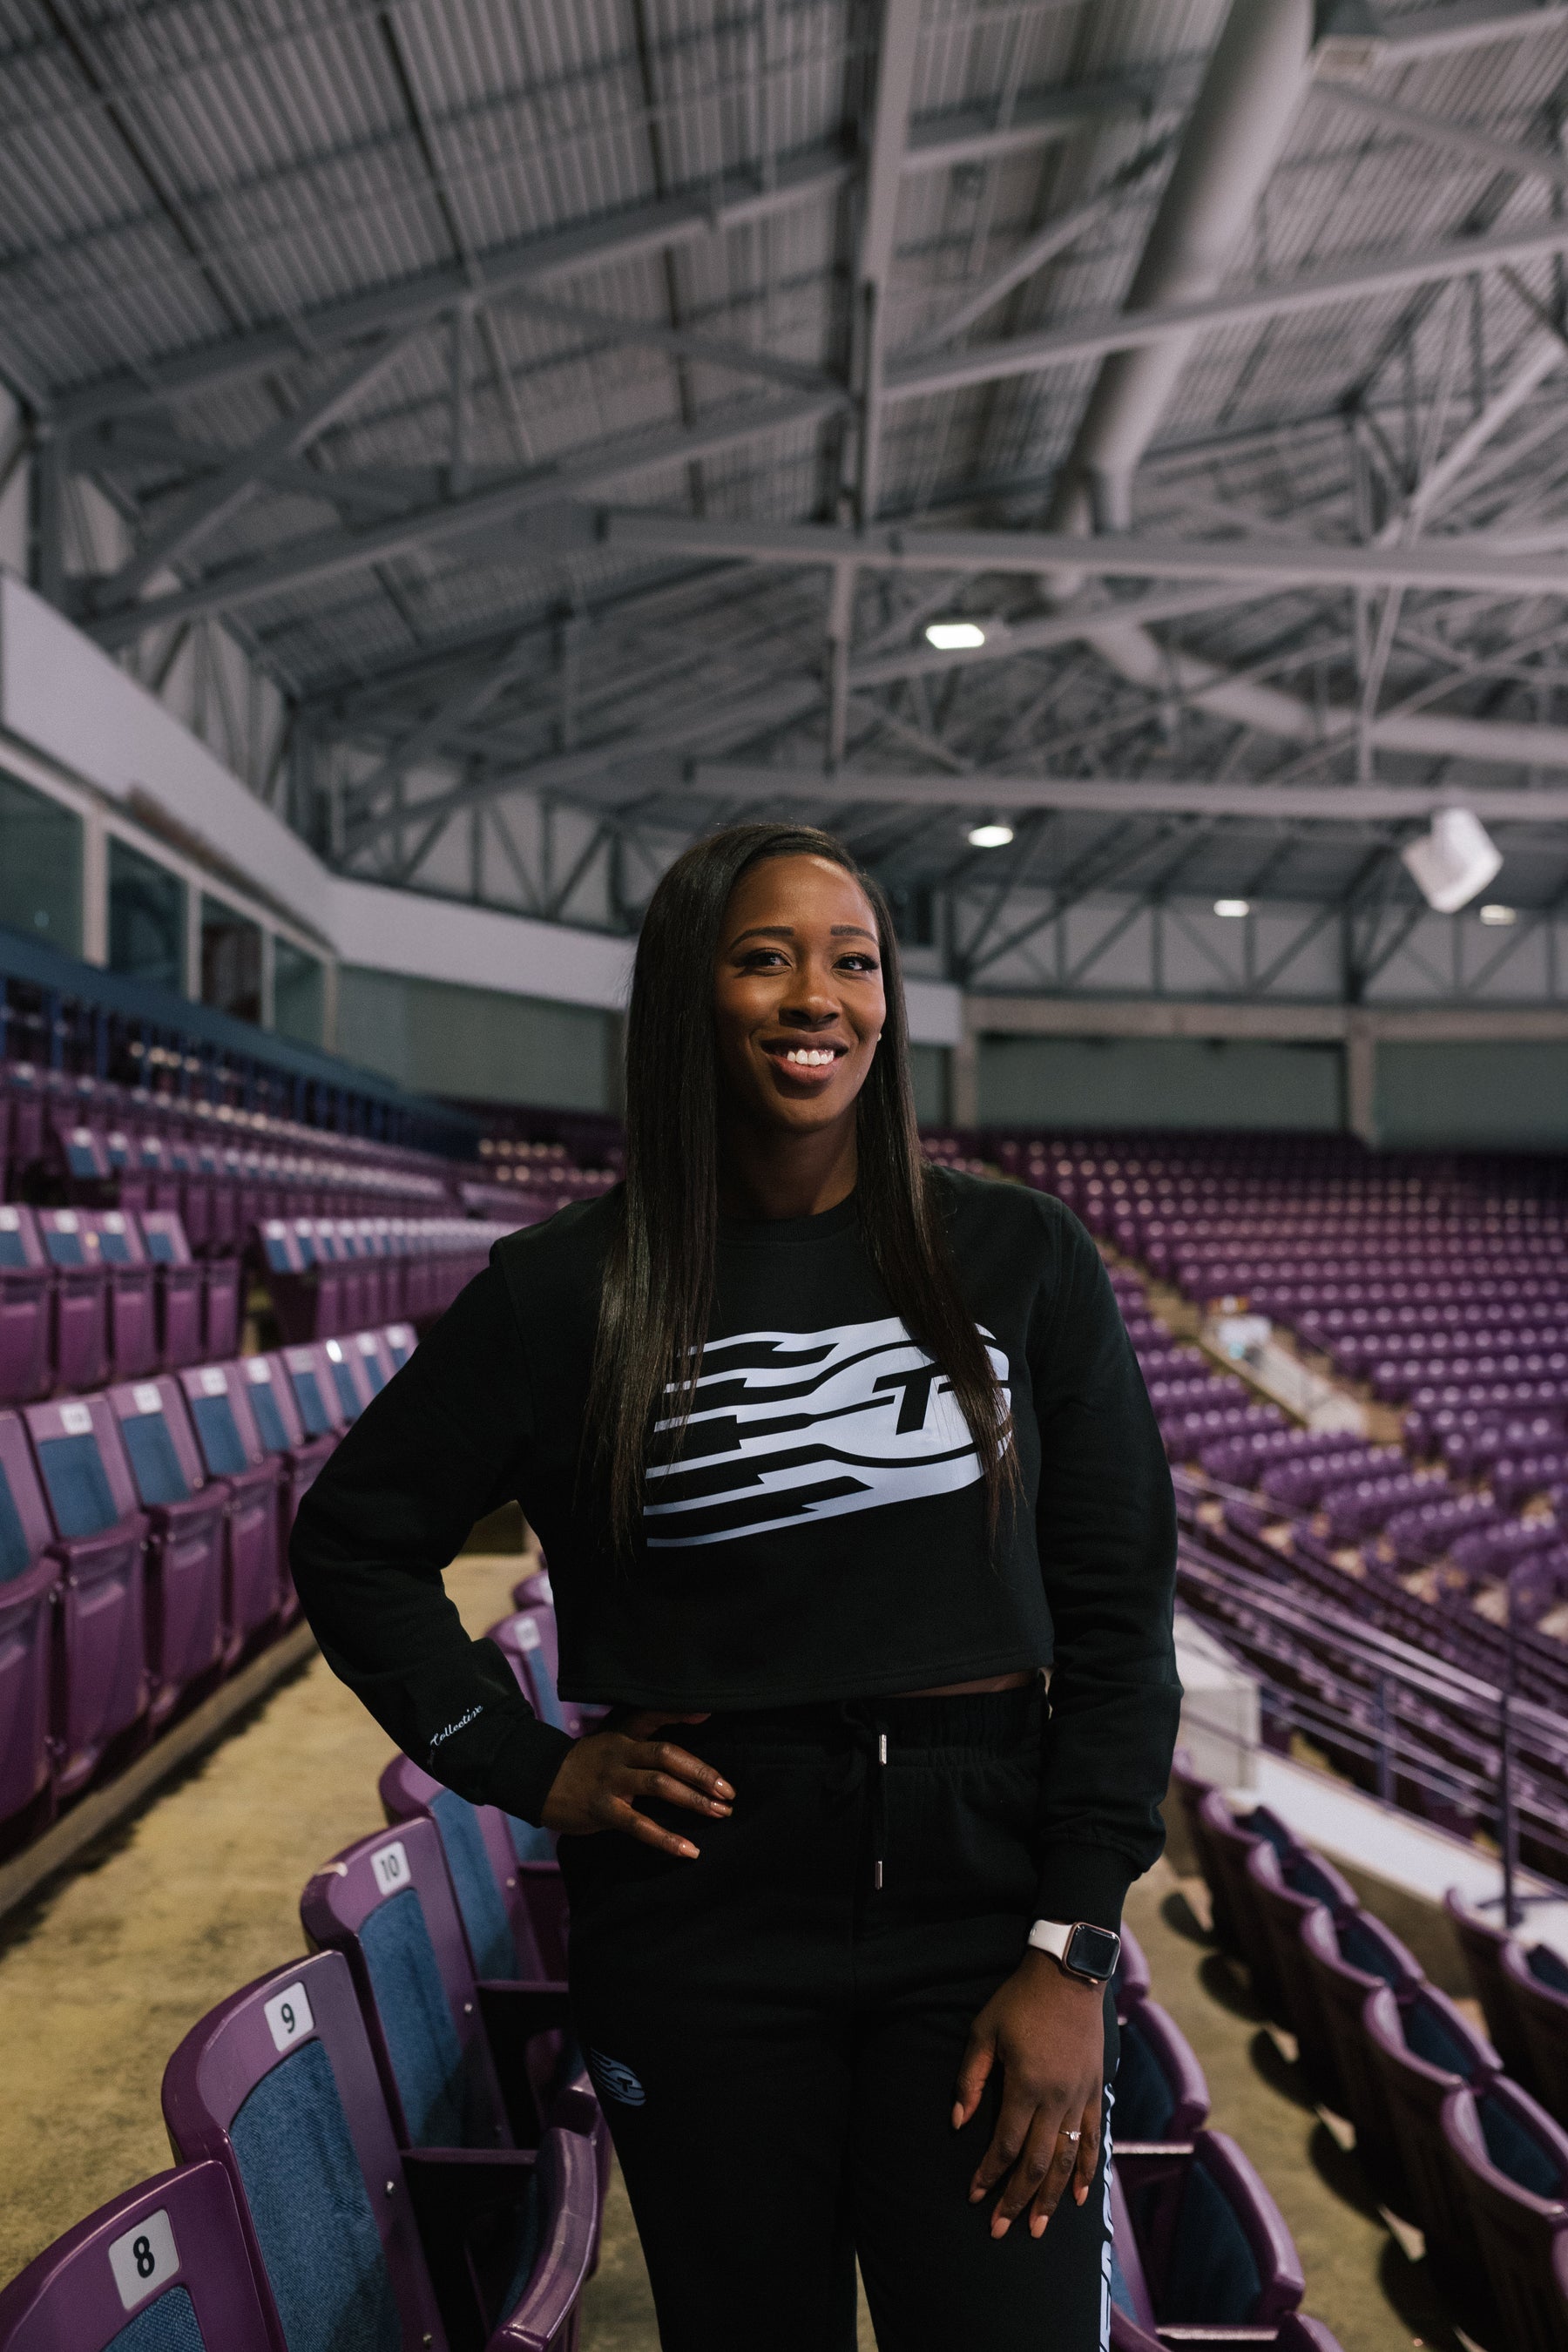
[1067,1924,1121,1979]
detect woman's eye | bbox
[838,954,878,973]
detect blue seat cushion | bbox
[430,1790,518,1980]
[289,1371,333,1438]
[246,1384,289,1455]
[1287,1855,1341,1905]
[1337,1916,1403,1982]
[37,1433,119,1538]
[1479,2090,1565,2198]
[190,1394,248,1477]
[1403,1994,1480,2079]
[230,2038,400,2352]
[360,1889,466,2146]
[0,1231,27,1267]
[119,1414,192,1508]
[144,1231,175,1265]
[328,1362,362,1422]
[507,1815,555,1866]
[0,1465,32,1584]
[1530,1945,1568,1994]
[1110,2017,1174,2140]
[106,2283,206,2351]
[1162,2161,1265,2324]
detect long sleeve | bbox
[1031,1210,1181,1930]
[289,1257,576,1823]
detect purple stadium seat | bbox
[201,1257,242,1361]
[1112,2129,1305,2335]
[36,1211,110,1395]
[323,1219,370,1330]
[105,1378,229,1722]
[238,1352,335,1560]
[176,1363,287,1646]
[1362,1978,1502,2266]
[486,1607,585,1740]
[384,1319,416,1369]
[1503,1939,1568,2128]
[138,1210,204,1371]
[0,2161,274,2352]
[1443,2079,1568,2352]
[1247,1842,1358,2090]
[81,1212,158,1382]
[1114,1923,1152,2021]
[1446,1889,1538,2091]
[314,1333,375,1425]
[1294,1903,1424,2131]
[348,1326,395,1398]
[377,1753,563,1965]
[0,1414,60,1845]
[1195,1791,1294,2001]
[0,1206,52,1407]
[299,1817,595,2176]
[253,1218,321,1342]
[1114,2000,1211,2141]
[510,1566,554,1612]
[162,1949,598,2352]
[23,1394,149,1794]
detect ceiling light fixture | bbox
[967,821,1014,849]
[925,620,987,651]
[1400,808,1504,914]
[1213,898,1250,918]
[1478,903,1517,926]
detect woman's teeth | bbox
[782,1048,839,1066]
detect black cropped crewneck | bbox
[289,1168,1180,1930]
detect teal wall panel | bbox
[977,1034,1344,1132]
[337,966,613,1111]
[1376,1042,1568,1148]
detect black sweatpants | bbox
[558,1684,1119,2352]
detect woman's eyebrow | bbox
[830,924,876,941]
[729,924,794,945]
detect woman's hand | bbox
[539,1710,733,1856]
[953,1949,1105,2239]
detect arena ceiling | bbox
[7,0,1568,982]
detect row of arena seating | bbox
[1173,1749,1568,2351]
[0,1206,505,1404]
[0,1328,412,1854]
[0,1565,611,2349]
[2,1061,456,1217]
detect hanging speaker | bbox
[1400,808,1503,915]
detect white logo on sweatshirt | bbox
[644,1315,1009,1548]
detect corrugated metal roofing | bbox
[5,0,1568,926]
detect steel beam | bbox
[602,508,1568,598]
[82,392,849,648]
[687,761,1568,821]
[882,214,1568,404]
[1368,1,1568,60]
[1310,77,1568,190]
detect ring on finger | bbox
[1058,2128,1082,2143]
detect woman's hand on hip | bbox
[539,1710,733,1855]
[953,1948,1106,2238]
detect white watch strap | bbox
[1027,1919,1073,1961]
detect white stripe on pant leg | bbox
[1098,2085,1115,2352]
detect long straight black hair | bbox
[585,821,1017,1554]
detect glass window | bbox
[274,937,326,1048]
[108,837,186,993]
[0,771,82,954]
[200,896,262,1024]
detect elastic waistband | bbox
[673,1681,1043,1757]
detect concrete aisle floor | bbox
[1123,1863,1461,2352]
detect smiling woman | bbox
[291,820,1181,2352]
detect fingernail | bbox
[1075,2185,1087,2207]
[950,2104,963,2131]
[680,1842,699,1857]
[714,1781,734,1800]
[990,2216,1010,2240]
[1031,2216,1047,2239]
[969,2186,984,2204]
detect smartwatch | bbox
[1027,1918,1122,1984]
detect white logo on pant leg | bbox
[645,1315,1010,1546]
[1098,2085,1116,2352]
[586,2047,646,2106]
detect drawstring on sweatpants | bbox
[822,1703,890,1892]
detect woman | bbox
[291,821,1179,2352]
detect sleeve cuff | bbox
[490,1709,578,1827]
[1035,1842,1136,1933]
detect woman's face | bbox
[713,854,887,1139]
